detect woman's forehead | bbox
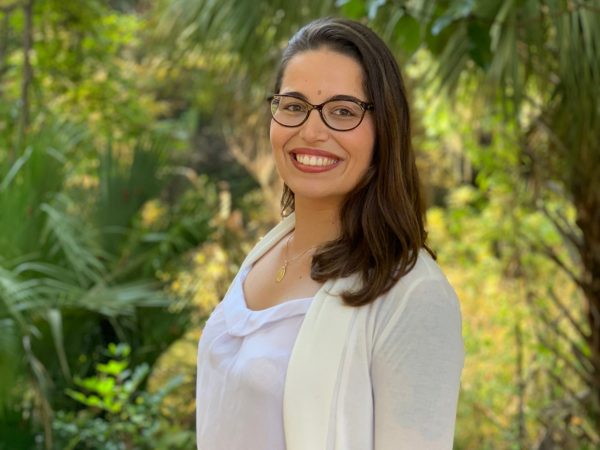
[280,49,366,101]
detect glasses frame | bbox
[267,94,374,132]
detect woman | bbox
[196,17,464,450]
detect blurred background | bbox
[0,0,598,449]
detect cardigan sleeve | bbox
[371,276,464,450]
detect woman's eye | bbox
[329,103,360,117]
[281,102,306,113]
[333,107,355,116]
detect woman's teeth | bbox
[295,154,338,167]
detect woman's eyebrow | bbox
[328,94,364,102]
[278,91,308,100]
[278,92,364,103]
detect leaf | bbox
[392,13,421,56]
[77,281,170,316]
[46,308,72,381]
[336,0,367,19]
[40,197,107,286]
[65,389,88,405]
[368,0,386,20]
[84,395,102,408]
[108,342,131,358]
[467,21,492,69]
[431,0,474,36]
[0,147,33,192]
[425,17,461,57]
[93,378,116,397]
[96,359,128,376]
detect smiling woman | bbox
[270,48,376,206]
[196,17,464,450]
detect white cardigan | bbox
[235,214,464,450]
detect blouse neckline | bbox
[223,265,313,337]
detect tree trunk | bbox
[0,6,15,95]
[515,321,528,447]
[576,191,600,418]
[17,0,34,158]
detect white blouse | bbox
[195,265,312,450]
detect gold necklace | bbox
[275,234,317,283]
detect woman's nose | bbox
[299,109,329,142]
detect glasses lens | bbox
[271,96,309,127]
[322,100,364,131]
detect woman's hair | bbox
[273,17,433,307]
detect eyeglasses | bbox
[268,94,374,131]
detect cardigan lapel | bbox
[284,266,359,449]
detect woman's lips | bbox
[289,148,342,173]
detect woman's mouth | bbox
[294,153,338,167]
[290,149,342,173]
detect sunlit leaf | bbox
[431,0,474,36]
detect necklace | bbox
[275,234,317,283]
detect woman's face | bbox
[270,48,375,208]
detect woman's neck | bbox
[290,197,341,253]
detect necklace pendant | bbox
[276,262,287,283]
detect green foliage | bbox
[0,134,197,442]
[2,0,597,448]
[0,0,230,447]
[413,57,596,447]
[1,55,217,450]
[53,343,194,450]
[336,0,368,18]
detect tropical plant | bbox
[367,0,600,443]
[52,343,195,450]
[1,0,233,448]
[0,118,217,447]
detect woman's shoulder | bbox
[369,250,461,337]
[394,249,449,287]
[382,249,457,300]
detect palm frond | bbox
[96,139,167,258]
[0,266,38,331]
[0,121,73,261]
[76,281,170,317]
[41,196,107,286]
[155,0,338,74]
[46,309,71,381]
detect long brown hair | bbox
[273,17,433,306]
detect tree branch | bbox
[531,295,594,372]
[546,370,591,418]
[545,286,591,344]
[526,290,594,389]
[472,402,506,430]
[531,114,570,156]
[531,241,586,291]
[540,204,583,254]
[537,332,597,388]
